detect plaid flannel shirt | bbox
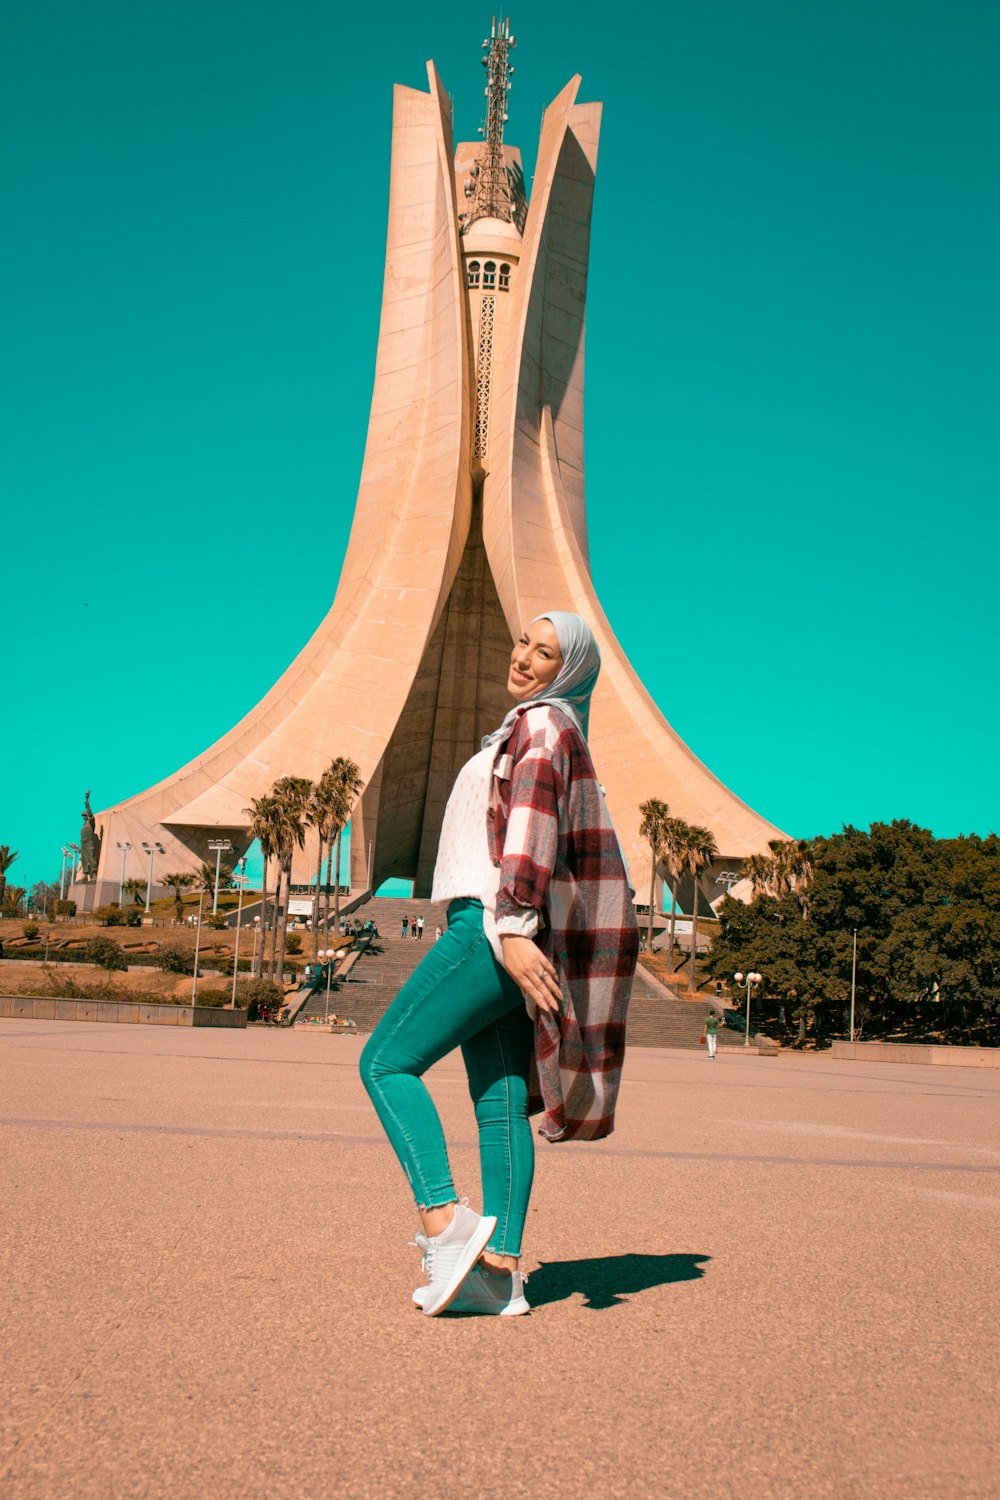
[487,704,639,1141]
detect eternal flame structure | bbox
[79,23,783,911]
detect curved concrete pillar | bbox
[80,58,782,911]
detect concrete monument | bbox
[79,23,783,910]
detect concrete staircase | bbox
[627,964,743,1050]
[298,898,451,1029]
[307,896,740,1050]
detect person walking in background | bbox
[401,914,408,940]
[360,612,638,1317]
[434,925,442,943]
[417,915,425,940]
[704,1008,721,1058]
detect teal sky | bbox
[3,0,997,895]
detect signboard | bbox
[288,898,315,917]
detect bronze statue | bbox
[79,789,101,883]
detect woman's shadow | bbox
[525,1253,709,1310]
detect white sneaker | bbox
[413,1245,529,1316]
[412,1232,431,1307]
[453,1266,531,1316]
[419,1204,497,1317]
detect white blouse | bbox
[431,742,538,959]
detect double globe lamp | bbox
[733,970,762,1049]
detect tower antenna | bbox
[461,16,516,233]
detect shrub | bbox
[22,922,39,940]
[94,905,125,927]
[157,941,193,974]
[285,934,303,955]
[52,900,76,918]
[207,913,228,931]
[193,988,229,1007]
[233,976,285,1020]
[84,936,127,973]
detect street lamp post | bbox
[208,839,233,915]
[191,891,205,1005]
[141,841,165,913]
[734,970,762,1049]
[850,928,858,1042]
[116,841,131,907]
[231,858,248,1008]
[59,847,72,901]
[252,916,261,977]
[322,947,336,1024]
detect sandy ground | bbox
[1,1021,998,1499]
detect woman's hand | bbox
[499,935,562,1014]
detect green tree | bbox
[638,798,670,955]
[320,758,365,941]
[2,884,26,916]
[30,879,61,915]
[0,845,19,910]
[660,816,691,972]
[741,851,777,900]
[712,823,1000,1044]
[244,796,282,977]
[685,825,719,992]
[122,877,147,907]
[270,776,313,983]
[307,769,340,963]
[161,871,195,921]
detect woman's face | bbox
[508,618,563,702]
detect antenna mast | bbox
[461,16,516,234]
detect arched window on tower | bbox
[498,263,511,291]
[482,261,496,290]
[467,260,481,288]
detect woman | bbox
[360,612,638,1317]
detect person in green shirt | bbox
[703,1009,722,1059]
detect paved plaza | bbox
[1,1020,998,1499]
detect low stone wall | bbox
[830,1040,998,1068]
[0,996,247,1028]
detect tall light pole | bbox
[141,841,164,913]
[208,838,233,915]
[734,971,762,1049]
[191,890,205,1005]
[850,929,858,1042]
[231,858,248,1008]
[59,847,72,900]
[251,915,261,976]
[322,947,336,1024]
[116,841,131,907]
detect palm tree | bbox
[161,871,196,922]
[320,758,364,941]
[638,799,670,955]
[270,776,313,983]
[2,884,26,916]
[244,796,283,975]
[661,816,691,972]
[122,877,147,907]
[684,824,719,993]
[790,839,815,921]
[0,845,18,911]
[741,851,777,899]
[306,769,343,963]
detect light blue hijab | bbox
[483,611,601,748]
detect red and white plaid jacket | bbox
[487,704,639,1142]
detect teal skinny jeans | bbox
[359,898,535,1257]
